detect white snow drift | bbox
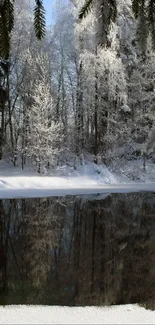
[0,304,154,324]
[0,160,155,198]
[0,176,155,198]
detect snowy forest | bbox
[1,0,155,174]
[2,1,155,319]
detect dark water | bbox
[0,192,155,308]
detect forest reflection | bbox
[0,192,155,308]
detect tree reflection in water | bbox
[0,192,155,308]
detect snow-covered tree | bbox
[26,79,64,172]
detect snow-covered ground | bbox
[0,159,155,198]
[111,158,155,182]
[0,304,154,324]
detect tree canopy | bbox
[79,0,155,49]
[1,0,155,59]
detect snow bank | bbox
[0,304,154,324]
[0,160,155,198]
[0,159,155,199]
[0,177,155,198]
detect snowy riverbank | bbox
[0,159,155,198]
[0,304,154,324]
[0,158,155,198]
[0,161,155,198]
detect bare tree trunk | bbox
[94,50,98,162]
[0,60,9,160]
[75,60,84,154]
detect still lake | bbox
[0,192,155,309]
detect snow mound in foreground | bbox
[0,304,154,324]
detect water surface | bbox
[0,192,155,309]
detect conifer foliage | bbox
[0,0,46,59]
[0,0,14,58]
[79,0,93,19]
[34,0,46,40]
[79,0,155,49]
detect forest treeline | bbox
[1,0,155,172]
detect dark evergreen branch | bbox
[108,0,117,22]
[79,0,93,20]
[0,0,14,59]
[136,0,148,54]
[3,0,14,33]
[0,2,10,59]
[132,0,142,18]
[148,0,155,49]
[34,0,46,40]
